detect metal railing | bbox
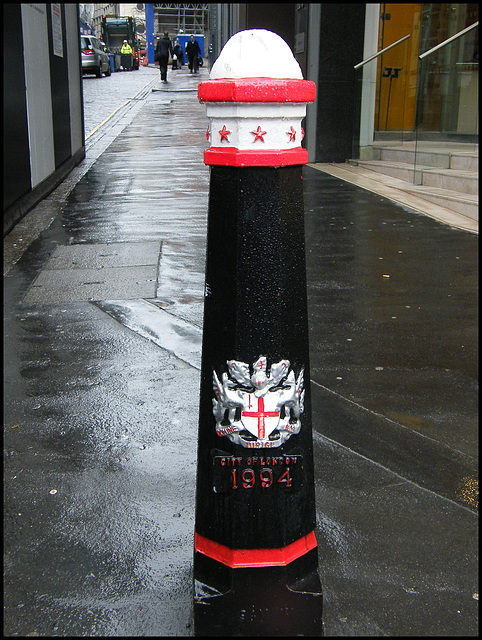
[354,34,410,69]
[419,21,479,59]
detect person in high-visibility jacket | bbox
[120,39,133,71]
[120,39,132,54]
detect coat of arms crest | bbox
[213,356,305,448]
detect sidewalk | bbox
[4,65,478,636]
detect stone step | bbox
[356,160,478,195]
[403,184,478,221]
[344,160,478,224]
[450,152,478,171]
[353,160,416,182]
[356,160,422,183]
[371,146,478,171]
[379,147,450,168]
[421,167,478,195]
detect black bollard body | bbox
[193,30,322,636]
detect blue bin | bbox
[108,53,115,73]
[177,34,204,59]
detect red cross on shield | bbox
[241,395,279,440]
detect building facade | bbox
[3,4,85,235]
[211,3,479,164]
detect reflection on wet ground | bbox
[3,66,478,636]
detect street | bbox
[3,62,478,636]
[82,65,161,137]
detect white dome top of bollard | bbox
[210,29,303,80]
[198,29,316,167]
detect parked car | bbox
[81,35,111,77]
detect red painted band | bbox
[198,78,316,104]
[204,147,308,167]
[194,530,317,568]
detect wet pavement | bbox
[3,65,478,636]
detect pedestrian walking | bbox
[172,39,184,70]
[155,32,173,82]
[186,34,201,74]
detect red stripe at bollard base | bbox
[195,531,318,569]
[193,29,322,636]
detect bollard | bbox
[193,30,322,636]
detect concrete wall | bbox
[3,3,85,236]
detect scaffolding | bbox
[153,3,209,36]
